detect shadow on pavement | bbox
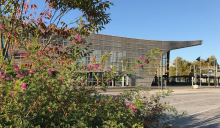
[170,108,220,128]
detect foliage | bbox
[0,31,187,127]
[0,0,113,61]
[119,86,188,127]
[45,0,114,33]
[170,56,217,76]
[0,1,187,127]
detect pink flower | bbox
[110,69,112,72]
[40,58,43,60]
[136,64,140,67]
[14,30,18,36]
[92,56,96,62]
[0,72,4,78]
[78,37,81,42]
[41,78,46,83]
[14,64,19,71]
[5,75,10,80]
[17,72,23,77]
[80,81,82,83]
[10,91,14,97]
[126,103,137,113]
[38,51,41,55]
[19,94,23,97]
[82,41,85,45]
[142,64,145,67]
[14,78,17,82]
[144,58,146,62]
[73,40,75,45]
[107,79,110,83]
[9,32,12,36]
[87,65,92,70]
[20,83,27,90]
[45,63,48,66]
[138,56,142,61]
[132,106,137,113]
[48,108,52,112]
[40,67,43,71]
[48,69,52,74]
[93,65,99,70]
[0,24,5,30]
[75,34,79,39]
[133,110,137,113]
[30,70,35,74]
[25,70,29,75]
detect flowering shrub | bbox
[0,33,188,127]
[126,103,137,113]
[0,1,188,127]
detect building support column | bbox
[126,74,129,86]
[122,75,124,87]
[167,51,170,84]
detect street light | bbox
[161,52,163,90]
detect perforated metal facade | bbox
[82,34,202,87]
[10,33,202,87]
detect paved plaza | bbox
[96,85,220,128]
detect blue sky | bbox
[97,0,220,63]
[35,0,220,63]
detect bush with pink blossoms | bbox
[126,103,137,113]
[0,11,187,128]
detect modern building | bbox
[11,33,202,87]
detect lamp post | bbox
[208,63,210,86]
[200,59,201,86]
[190,65,191,76]
[161,53,163,90]
[215,61,216,89]
[176,58,177,82]
[194,65,196,85]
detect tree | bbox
[169,56,191,76]
[0,0,113,62]
[0,1,188,127]
[170,55,218,77]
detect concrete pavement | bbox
[96,85,220,96]
[95,85,220,128]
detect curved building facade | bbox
[11,33,202,87]
[84,34,202,87]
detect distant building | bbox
[9,34,202,87]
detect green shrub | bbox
[0,6,187,127]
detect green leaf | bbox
[106,96,113,105]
